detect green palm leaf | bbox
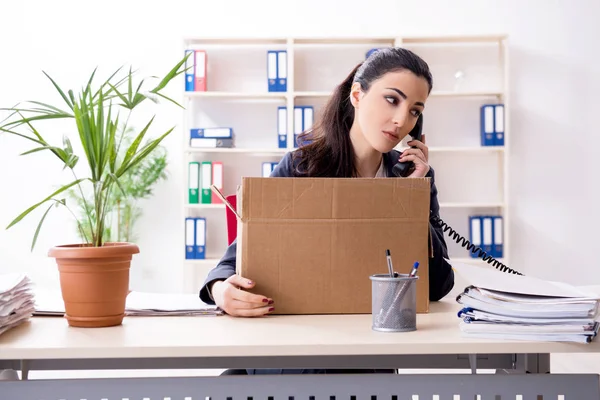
[2,53,187,248]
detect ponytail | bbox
[295,63,362,177]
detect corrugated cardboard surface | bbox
[236,177,431,314]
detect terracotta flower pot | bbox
[48,242,140,328]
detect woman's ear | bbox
[349,82,362,108]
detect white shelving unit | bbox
[181,35,510,293]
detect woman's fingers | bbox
[230,305,275,317]
[398,154,430,178]
[232,287,273,307]
[226,274,256,290]
[219,275,276,317]
[407,137,429,161]
[399,147,427,164]
[230,298,275,312]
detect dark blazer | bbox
[199,149,455,304]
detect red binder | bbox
[211,162,223,204]
[225,195,237,245]
[194,50,207,91]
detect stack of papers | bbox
[34,289,222,317]
[451,261,600,344]
[0,273,36,336]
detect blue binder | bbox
[293,105,313,147]
[494,104,505,146]
[276,50,287,92]
[261,161,282,177]
[190,128,233,139]
[468,216,482,258]
[480,105,495,146]
[194,217,206,259]
[267,51,278,92]
[481,215,493,256]
[185,217,195,259]
[267,50,287,92]
[184,50,195,92]
[261,162,272,177]
[277,106,287,148]
[492,216,504,258]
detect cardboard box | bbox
[234,177,431,314]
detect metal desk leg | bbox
[20,360,29,380]
[515,353,551,374]
[468,354,477,374]
[495,354,551,374]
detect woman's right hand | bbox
[211,275,274,317]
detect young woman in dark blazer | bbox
[200,48,454,317]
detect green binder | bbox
[200,161,212,204]
[188,162,199,204]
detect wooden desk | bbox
[1,295,599,399]
[0,297,598,360]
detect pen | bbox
[409,261,420,277]
[381,260,420,326]
[385,249,394,278]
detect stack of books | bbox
[451,262,600,343]
[0,273,35,336]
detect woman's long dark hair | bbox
[293,47,433,177]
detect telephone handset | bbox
[391,115,524,275]
[392,113,423,178]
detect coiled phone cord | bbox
[430,213,524,276]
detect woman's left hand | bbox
[398,134,430,178]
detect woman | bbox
[200,47,454,319]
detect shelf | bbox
[293,91,332,98]
[185,92,287,100]
[401,35,507,45]
[183,37,288,46]
[183,35,506,47]
[431,90,503,98]
[186,146,503,157]
[182,35,510,286]
[421,146,504,153]
[186,147,288,155]
[186,204,225,209]
[293,37,395,46]
[439,202,504,208]
[294,90,502,98]
[223,90,506,99]
[184,258,221,265]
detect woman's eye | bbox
[385,96,397,105]
[411,109,422,117]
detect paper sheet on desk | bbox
[33,290,222,316]
[448,260,600,299]
[125,291,222,316]
[33,289,65,315]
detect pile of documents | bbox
[451,262,600,343]
[0,273,36,336]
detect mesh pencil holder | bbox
[370,273,418,332]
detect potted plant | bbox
[0,55,188,327]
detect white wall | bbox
[0,0,598,294]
